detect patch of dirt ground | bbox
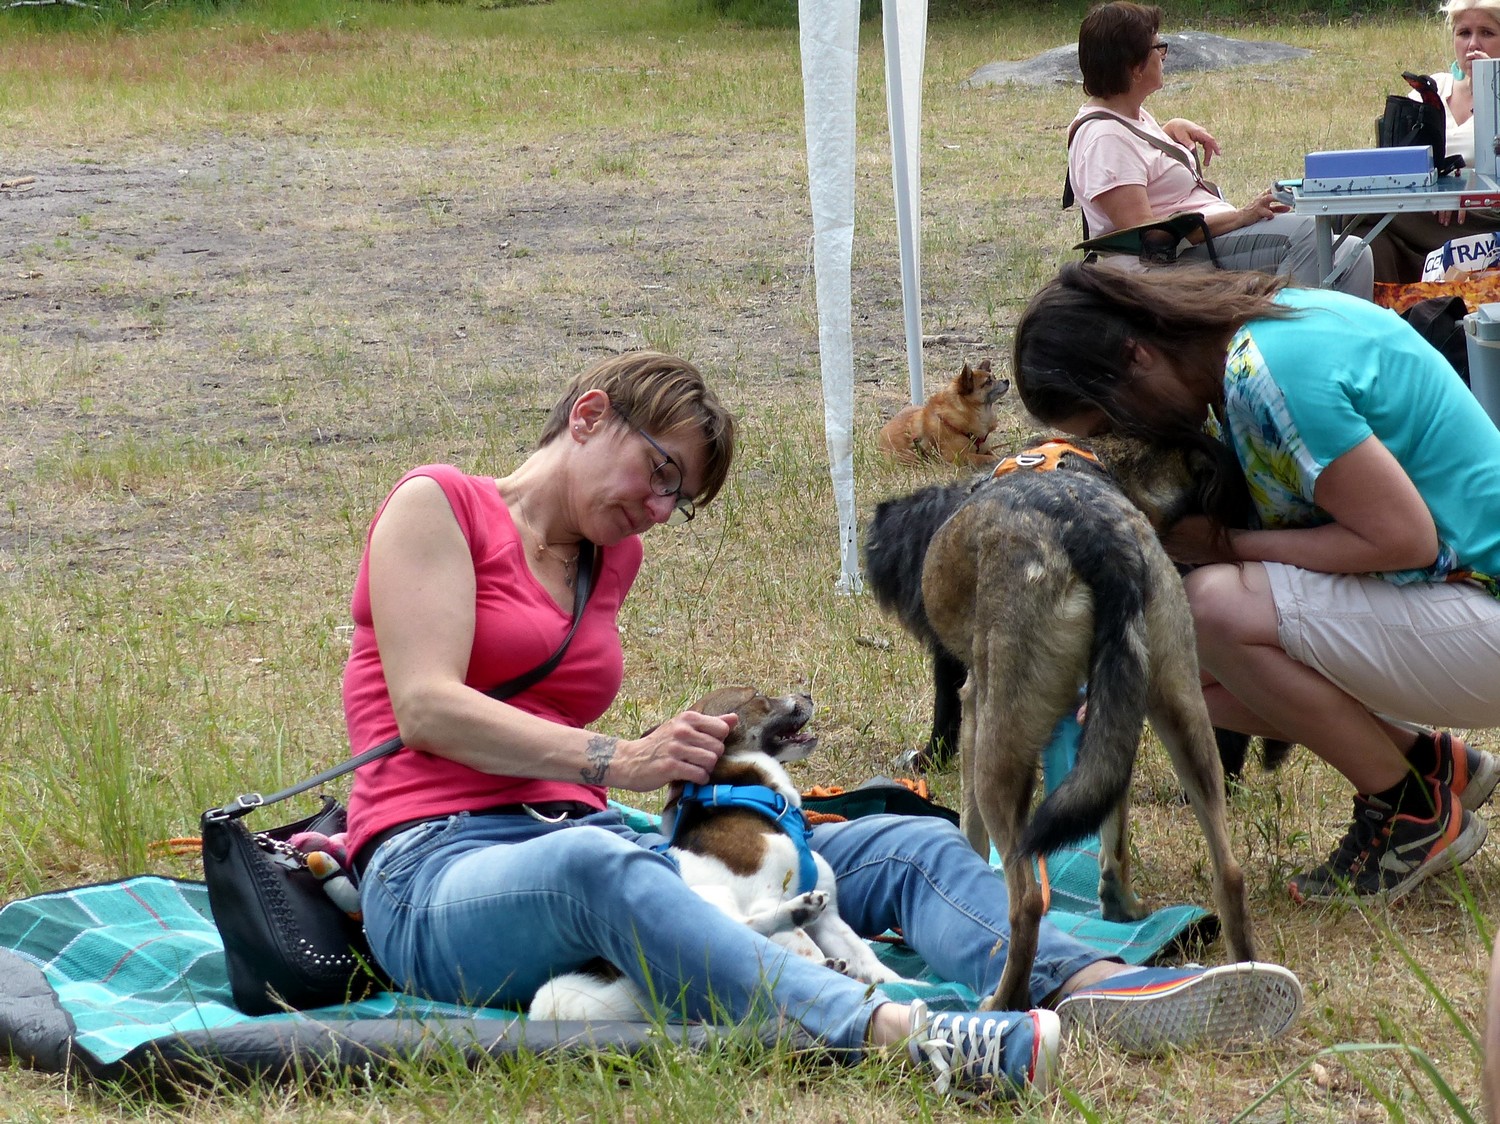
[0,134,1018,565]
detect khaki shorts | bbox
[1266,563,1500,730]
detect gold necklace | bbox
[514,504,580,589]
[534,539,579,589]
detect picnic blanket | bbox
[0,876,763,1087]
[0,715,1215,1085]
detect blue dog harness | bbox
[655,782,819,896]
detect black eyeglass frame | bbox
[1150,40,1170,56]
[611,405,696,525]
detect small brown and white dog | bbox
[877,359,1009,468]
[529,688,907,1021]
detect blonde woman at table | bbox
[1069,2,1373,296]
[1362,0,1500,282]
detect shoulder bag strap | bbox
[1063,110,1214,210]
[209,542,599,819]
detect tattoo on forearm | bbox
[581,735,618,785]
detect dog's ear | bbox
[691,686,757,717]
[957,362,977,393]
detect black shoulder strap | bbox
[208,542,599,819]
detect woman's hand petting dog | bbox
[1159,515,1240,567]
[613,710,738,791]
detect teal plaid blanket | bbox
[0,876,517,1069]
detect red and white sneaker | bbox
[1053,962,1302,1055]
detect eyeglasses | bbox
[635,429,696,525]
[1151,41,1169,56]
[613,407,696,525]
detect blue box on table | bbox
[1302,146,1436,193]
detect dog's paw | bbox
[1098,873,1149,922]
[788,890,830,925]
[853,964,907,986]
[823,957,850,974]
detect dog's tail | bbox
[863,477,984,646]
[1018,529,1151,858]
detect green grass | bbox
[0,1,1496,1120]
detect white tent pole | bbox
[884,0,927,407]
[799,0,863,593]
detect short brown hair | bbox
[1078,2,1162,98]
[540,351,736,508]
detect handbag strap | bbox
[208,542,598,821]
[1062,110,1218,212]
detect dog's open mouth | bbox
[760,700,817,758]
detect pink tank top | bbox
[342,464,643,854]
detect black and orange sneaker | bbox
[1420,730,1500,813]
[1288,782,1487,904]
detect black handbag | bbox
[200,794,380,1014]
[1377,72,1463,176]
[201,543,596,1015]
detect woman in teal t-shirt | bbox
[1013,262,1500,904]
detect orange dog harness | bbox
[990,439,1099,479]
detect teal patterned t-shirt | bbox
[1211,288,1500,597]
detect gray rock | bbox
[964,31,1313,89]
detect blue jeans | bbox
[358,810,1103,1053]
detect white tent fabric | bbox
[799,0,928,593]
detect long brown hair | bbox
[1012,263,1294,528]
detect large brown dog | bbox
[876,437,1256,1014]
[877,359,1009,467]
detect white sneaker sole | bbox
[1030,1009,1061,1097]
[1054,962,1303,1056]
[1461,749,1500,813]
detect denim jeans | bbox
[358,809,1104,1053]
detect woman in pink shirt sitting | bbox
[1069,2,1373,297]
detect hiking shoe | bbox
[906,998,1060,1097]
[1053,962,1302,1055]
[1424,731,1500,813]
[1287,783,1488,904]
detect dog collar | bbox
[940,414,987,450]
[991,439,1099,478]
[659,782,818,896]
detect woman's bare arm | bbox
[367,475,729,791]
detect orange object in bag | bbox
[1375,272,1500,314]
